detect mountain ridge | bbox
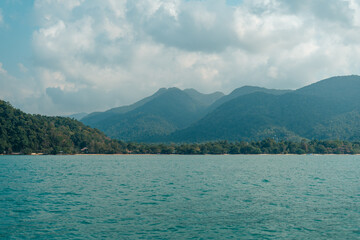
[82,87,225,141]
[79,75,360,142]
[166,75,360,142]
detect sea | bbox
[0,155,359,239]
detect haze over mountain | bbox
[65,112,88,121]
[81,75,360,143]
[170,75,360,142]
[208,86,292,112]
[82,88,224,141]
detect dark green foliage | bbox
[1,99,359,155]
[110,139,360,155]
[0,100,127,154]
[3,75,360,155]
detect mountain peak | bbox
[82,75,360,143]
[209,85,292,111]
[296,75,360,99]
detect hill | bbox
[79,75,360,143]
[208,86,292,111]
[64,112,88,120]
[81,88,224,141]
[0,100,125,154]
[82,88,168,126]
[168,75,360,142]
[295,75,360,100]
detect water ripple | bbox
[0,155,359,239]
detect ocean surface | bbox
[0,155,359,239]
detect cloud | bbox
[277,0,354,25]
[0,63,6,74]
[0,63,41,112]
[1,0,360,115]
[45,87,119,113]
[128,0,238,52]
[18,63,28,73]
[0,9,3,25]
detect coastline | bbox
[1,153,359,156]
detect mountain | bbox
[81,75,360,142]
[0,100,125,154]
[81,88,224,141]
[64,112,88,120]
[82,88,168,126]
[295,75,360,99]
[208,86,292,111]
[183,89,225,106]
[295,75,360,111]
[4,75,359,154]
[168,75,360,142]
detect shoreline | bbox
[1,153,360,156]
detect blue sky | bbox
[0,1,34,76]
[1,0,360,115]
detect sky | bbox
[1,0,360,115]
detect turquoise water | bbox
[0,155,359,239]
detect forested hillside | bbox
[1,99,360,155]
[167,75,360,142]
[82,87,224,141]
[208,85,292,112]
[0,100,125,154]
[80,75,360,143]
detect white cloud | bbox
[18,63,28,73]
[348,0,360,26]
[0,63,43,113]
[0,63,7,74]
[0,9,3,25]
[35,0,84,11]
[3,0,359,115]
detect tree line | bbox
[2,100,360,155]
[117,139,360,155]
[3,138,360,155]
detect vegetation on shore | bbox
[2,99,360,155]
[3,136,360,155]
[0,100,123,155]
[110,139,360,155]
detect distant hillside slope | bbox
[82,88,224,141]
[64,112,88,120]
[82,88,168,126]
[168,75,360,142]
[0,100,124,154]
[208,86,292,112]
[183,89,224,106]
[81,75,360,142]
[295,75,360,108]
